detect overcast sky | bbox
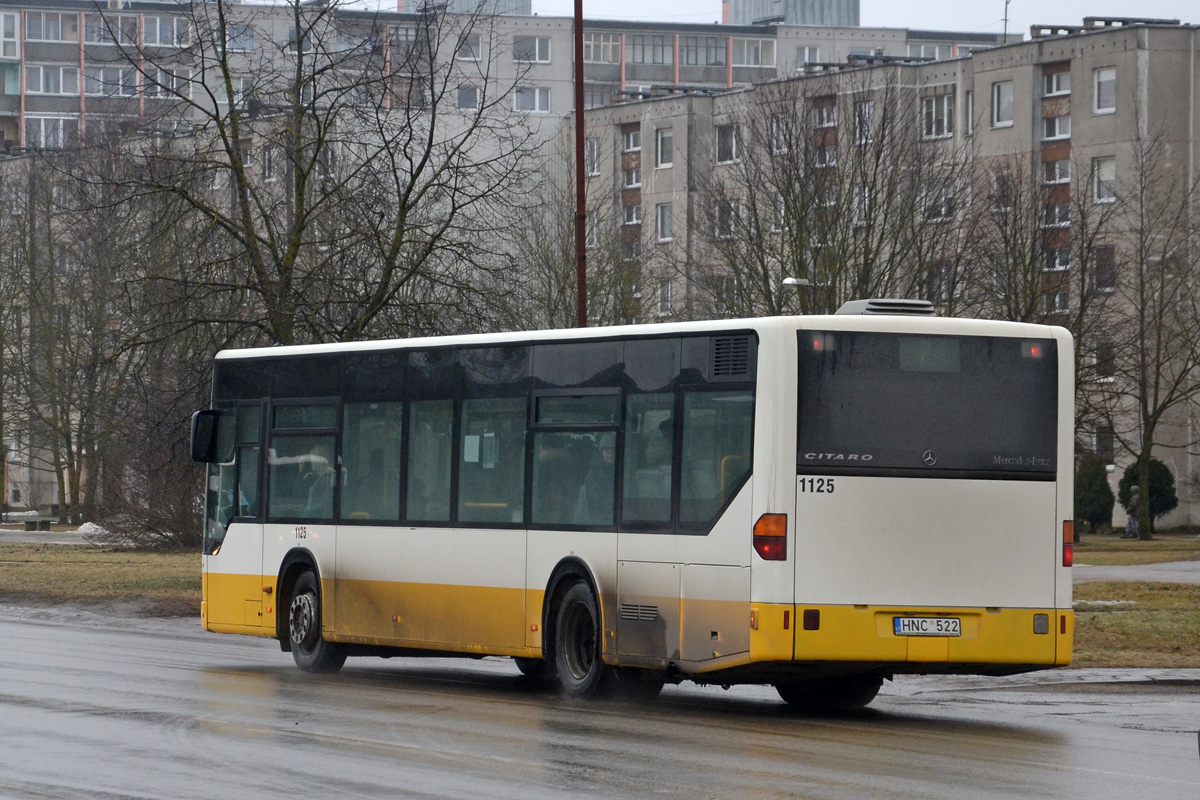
[527,0,1195,35]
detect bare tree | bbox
[78,0,544,346]
[690,68,971,318]
[1093,129,1200,537]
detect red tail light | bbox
[754,514,787,561]
[1062,520,1074,567]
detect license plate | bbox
[894,616,961,637]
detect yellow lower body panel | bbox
[203,571,274,635]
[783,604,1073,666]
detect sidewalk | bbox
[1073,559,1200,584]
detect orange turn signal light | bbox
[1062,520,1074,567]
[753,514,787,561]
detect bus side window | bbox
[458,397,526,524]
[621,393,674,526]
[407,400,453,523]
[341,402,402,522]
[679,391,754,525]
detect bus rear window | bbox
[798,332,1057,478]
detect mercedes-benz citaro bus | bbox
[192,299,1073,709]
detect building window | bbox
[1043,114,1071,141]
[714,200,739,238]
[1094,67,1116,114]
[585,210,600,249]
[1043,70,1071,97]
[657,280,672,316]
[624,204,642,225]
[224,24,254,52]
[682,35,726,66]
[1095,425,1115,461]
[457,32,481,61]
[457,85,478,111]
[24,116,79,149]
[513,35,551,63]
[921,178,954,222]
[813,101,836,129]
[1093,157,1117,203]
[622,127,641,153]
[583,32,620,64]
[1093,341,1116,383]
[852,184,871,226]
[992,81,1014,127]
[797,45,820,65]
[623,166,641,188]
[287,28,311,53]
[922,93,954,139]
[513,86,550,113]
[1044,247,1070,272]
[854,100,874,144]
[731,38,774,67]
[626,34,673,65]
[25,12,78,42]
[84,66,136,97]
[1045,291,1070,315]
[84,14,137,45]
[1043,203,1070,228]
[24,65,79,96]
[145,16,188,47]
[656,203,673,241]
[656,128,673,168]
[1044,159,1071,184]
[584,137,600,176]
[2,13,18,58]
[965,90,974,135]
[583,83,611,109]
[1094,245,1116,290]
[770,113,789,155]
[715,124,739,163]
[814,145,837,168]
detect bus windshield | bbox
[797,331,1057,478]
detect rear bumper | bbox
[750,603,1073,667]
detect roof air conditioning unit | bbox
[835,298,937,316]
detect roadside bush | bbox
[1118,458,1178,534]
[1075,454,1115,533]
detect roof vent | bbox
[835,299,937,316]
[712,335,752,377]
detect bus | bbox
[192,300,1074,708]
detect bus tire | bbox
[553,582,612,699]
[288,571,346,674]
[775,675,883,711]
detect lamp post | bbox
[573,0,587,327]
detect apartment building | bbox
[580,17,1200,523]
[0,0,1009,152]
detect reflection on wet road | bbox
[0,604,1197,799]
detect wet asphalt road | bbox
[0,604,1198,799]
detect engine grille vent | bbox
[619,604,660,622]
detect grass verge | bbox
[1073,531,1200,566]
[1072,581,1200,668]
[0,544,199,617]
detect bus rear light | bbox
[753,514,787,561]
[802,609,820,630]
[1062,520,1074,567]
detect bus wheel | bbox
[553,582,612,699]
[775,675,883,711]
[288,571,347,674]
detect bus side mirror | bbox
[191,410,221,463]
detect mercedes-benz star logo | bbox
[922,450,937,466]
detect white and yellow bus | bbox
[193,300,1074,708]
